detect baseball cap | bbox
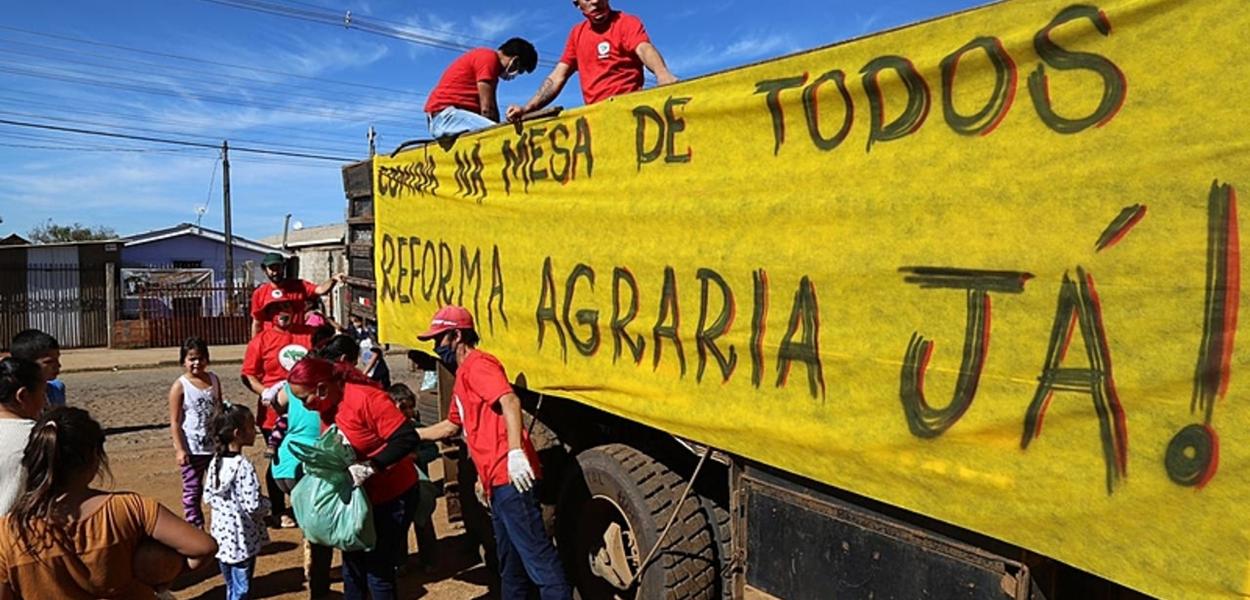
[416,305,475,340]
[262,252,285,267]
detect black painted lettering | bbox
[437,242,454,305]
[549,124,572,184]
[420,240,436,302]
[941,37,1016,136]
[396,236,410,304]
[536,257,567,361]
[573,117,594,179]
[633,105,665,170]
[1028,5,1126,133]
[860,56,931,152]
[776,276,824,399]
[652,266,686,376]
[695,268,737,383]
[563,263,600,357]
[802,69,854,151]
[527,126,549,182]
[459,246,482,319]
[750,268,768,389]
[407,236,420,303]
[379,234,396,303]
[754,74,808,155]
[611,267,645,364]
[487,245,508,332]
[664,96,692,164]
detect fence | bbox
[0,263,109,350]
[135,285,252,347]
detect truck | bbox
[341,0,1248,597]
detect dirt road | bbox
[62,365,494,600]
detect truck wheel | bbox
[557,444,719,600]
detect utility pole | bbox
[368,125,376,156]
[222,140,236,315]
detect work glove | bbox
[261,381,284,406]
[347,462,376,488]
[507,449,535,493]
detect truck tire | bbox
[557,444,719,600]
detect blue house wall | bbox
[121,234,269,286]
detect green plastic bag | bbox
[289,426,376,551]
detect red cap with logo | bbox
[416,305,475,340]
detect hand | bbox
[175,450,188,467]
[507,449,535,493]
[348,462,376,488]
[261,381,284,406]
[334,273,347,284]
[506,105,525,122]
[657,72,678,86]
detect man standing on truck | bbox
[506,0,676,122]
[250,252,345,337]
[414,305,571,600]
[426,38,539,138]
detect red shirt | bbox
[242,325,314,429]
[250,279,319,327]
[335,382,417,504]
[449,350,541,495]
[424,48,503,115]
[559,11,651,104]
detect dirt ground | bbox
[62,364,494,600]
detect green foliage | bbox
[27,220,117,243]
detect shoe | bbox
[280,514,298,528]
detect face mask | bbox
[435,344,458,372]
[300,384,335,412]
[500,58,519,81]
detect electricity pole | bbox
[222,140,235,315]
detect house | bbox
[261,223,347,322]
[122,223,283,287]
[0,239,121,349]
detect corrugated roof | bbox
[260,223,345,249]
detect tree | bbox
[27,220,117,243]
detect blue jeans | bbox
[219,558,255,600]
[429,106,495,138]
[491,483,571,600]
[343,485,419,600]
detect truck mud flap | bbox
[740,463,1043,600]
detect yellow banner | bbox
[373,1,1249,596]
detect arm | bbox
[314,274,346,296]
[507,62,573,122]
[150,504,218,571]
[368,425,420,470]
[273,385,290,414]
[416,418,462,442]
[168,381,189,466]
[499,392,525,451]
[250,318,263,337]
[637,42,677,85]
[478,80,500,122]
[244,374,265,396]
[236,464,270,519]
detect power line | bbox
[0,117,356,162]
[0,24,423,97]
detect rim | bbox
[569,493,642,599]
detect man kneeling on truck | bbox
[414,305,571,599]
[425,38,539,138]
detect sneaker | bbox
[280,514,298,528]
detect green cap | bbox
[261,252,285,266]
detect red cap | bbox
[416,305,475,340]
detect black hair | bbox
[209,403,254,489]
[498,37,539,74]
[0,357,43,406]
[179,336,210,364]
[10,329,60,361]
[316,334,361,364]
[311,324,337,350]
[388,383,416,407]
[10,407,109,556]
[458,328,481,346]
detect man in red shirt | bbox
[250,252,345,337]
[426,38,539,139]
[415,306,570,600]
[507,0,676,121]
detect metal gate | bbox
[0,263,110,350]
[137,285,251,347]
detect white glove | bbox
[261,381,284,406]
[347,462,375,488]
[507,449,535,493]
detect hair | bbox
[388,383,416,408]
[316,334,361,364]
[10,407,109,556]
[179,336,210,364]
[208,403,254,489]
[498,37,539,74]
[0,357,43,406]
[457,328,481,347]
[289,356,376,390]
[311,324,337,350]
[10,329,60,361]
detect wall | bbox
[292,245,347,322]
[121,233,268,286]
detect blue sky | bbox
[0,0,983,242]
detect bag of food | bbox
[289,426,375,551]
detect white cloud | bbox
[471,13,521,41]
[666,33,795,76]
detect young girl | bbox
[205,403,270,600]
[0,357,46,517]
[0,407,217,599]
[168,337,222,528]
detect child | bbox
[349,315,391,388]
[0,407,218,599]
[10,329,65,407]
[205,403,270,600]
[0,356,46,516]
[169,337,222,528]
[389,383,440,571]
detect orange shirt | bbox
[0,493,161,600]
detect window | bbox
[173,260,202,269]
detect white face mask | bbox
[500,57,519,81]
